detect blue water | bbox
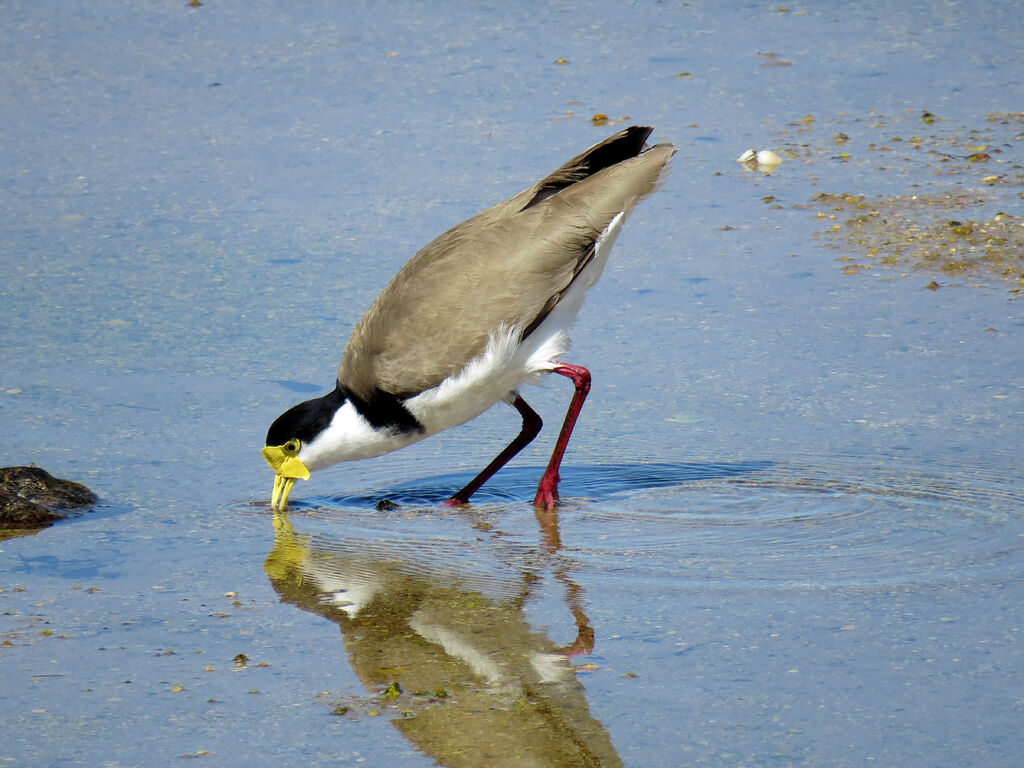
[2,2,1022,766]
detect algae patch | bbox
[767,110,1024,290]
[812,192,1024,288]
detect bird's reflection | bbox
[264,510,623,767]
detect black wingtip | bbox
[620,124,655,151]
[525,125,657,210]
[574,125,654,176]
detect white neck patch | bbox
[299,399,425,471]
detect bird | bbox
[262,125,674,512]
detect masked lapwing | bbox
[263,125,674,511]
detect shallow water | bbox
[2,2,1023,766]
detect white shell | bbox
[737,148,782,173]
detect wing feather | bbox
[338,134,674,400]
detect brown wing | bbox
[338,133,674,400]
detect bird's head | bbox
[262,386,345,510]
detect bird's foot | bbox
[443,495,467,508]
[533,474,560,511]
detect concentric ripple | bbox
[564,458,1024,591]
[239,457,1024,592]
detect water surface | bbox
[2,2,1022,766]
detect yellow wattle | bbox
[262,444,310,510]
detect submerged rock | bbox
[0,488,63,527]
[0,466,97,529]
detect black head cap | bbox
[265,384,347,446]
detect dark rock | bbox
[0,488,62,527]
[0,466,97,529]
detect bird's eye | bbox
[284,439,301,455]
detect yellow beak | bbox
[262,444,310,511]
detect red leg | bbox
[445,394,543,506]
[534,363,591,510]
